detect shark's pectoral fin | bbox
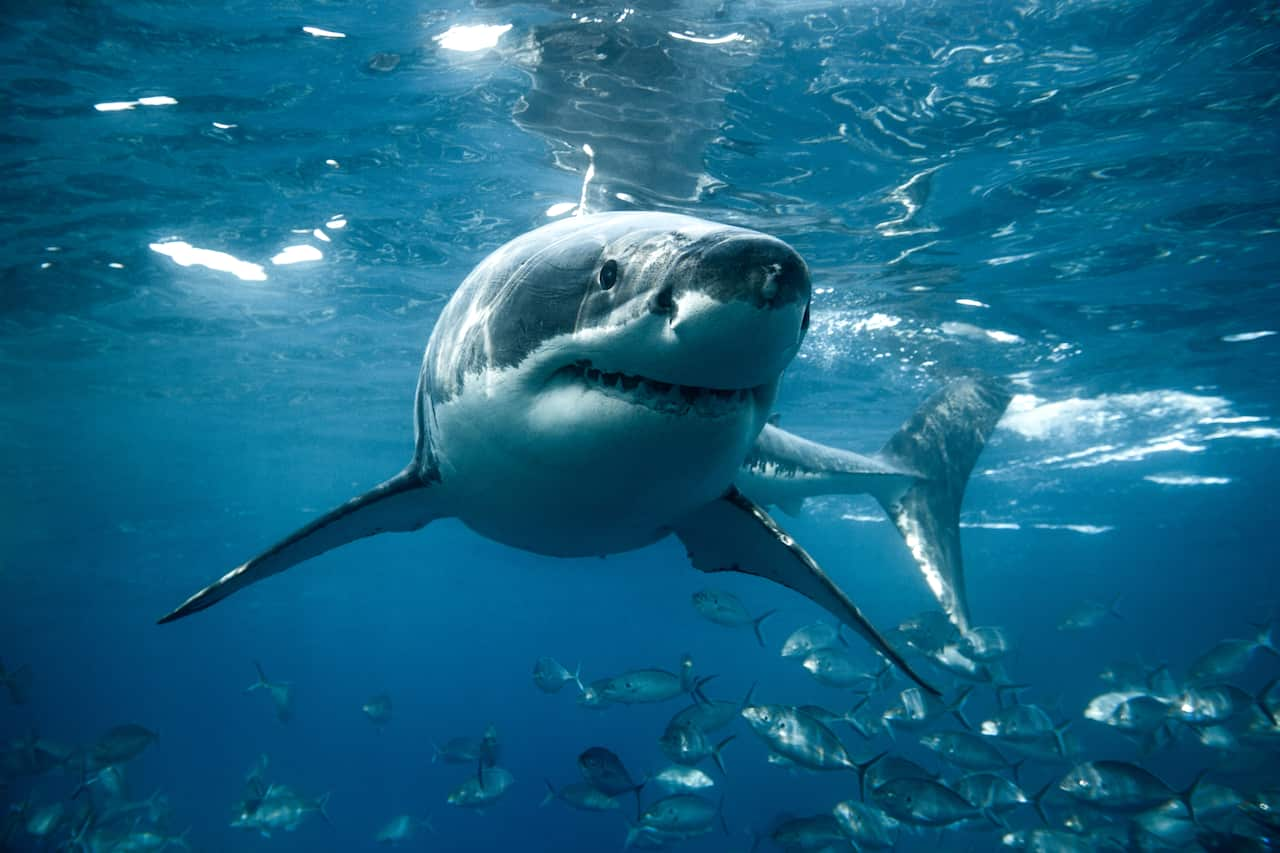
[158,466,443,624]
[671,488,938,695]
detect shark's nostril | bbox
[761,264,781,302]
[650,286,675,315]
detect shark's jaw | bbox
[549,359,761,419]
[428,348,779,558]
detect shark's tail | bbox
[875,377,1011,633]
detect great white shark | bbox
[159,212,1009,693]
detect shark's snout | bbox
[644,232,810,390]
[687,234,810,309]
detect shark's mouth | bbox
[555,360,755,417]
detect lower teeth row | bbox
[575,365,746,405]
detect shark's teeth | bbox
[560,361,751,415]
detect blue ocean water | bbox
[2,0,1279,850]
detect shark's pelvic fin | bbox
[874,377,1011,634]
[672,488,938,696]
[158,466,442,624]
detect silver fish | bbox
[741,704,874,778]
[781,622,841,658]
[92,724,158,767]
[958,626,1011,662]
[883,686,972,732]
[233,784,330,837]
[541,780,620,811]
[1083,691,1170,734]
[954,773,1028,813]
[690,588,777,646]
[532,657,583,693]
[832,800,899,850]
[873,778,981,827]
[362,693,393,728]
[246,661,294,724]
[897,611,959,655]
[1056,760,1190,813]
[769,814,846,850]
[919,731,1018,774]
[447,767,514,809]
[375,814,434,845]
[1188,625,1276,683]
[657,721,733,774]
[652,765,715,793]
[801,648,880,689]
[578,747,643,799]
[633,794,722,837]
[1057,596,1121,631]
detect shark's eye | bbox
[599,259,618,290]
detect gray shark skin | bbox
[157,212,1009,694]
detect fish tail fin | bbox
[844,694,871,732]
[717,792,729,835]
[71,760,92,800]
[430,743,441,764]
[950,686,974,730]
[1259,676,1280,726]
[158,467,442,623]
[693,675,717,705]
[854,751,888,802]
[1052,719,1073,759]
[246,661,268,692]
[752,609,779,648]
[873,660,895,694]
[1254,621,1278,657]
[740,681,757,710]
[572,662,585,693]
[421,812,437,835]
[1010,758,1026,787]
[1031,781,1053,825]
[1107,594,1124,621]
[314,792,332,826]
[171,827,193,852]
[633,785,645,822]
[1181,768,1209,823]
[540,779,557,808]
[712,735,735,776]
[875,377,1012,633]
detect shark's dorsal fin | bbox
[672,488,937,695]
[158,466,444,623]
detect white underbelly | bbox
[430,371,767,557]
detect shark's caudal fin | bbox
[874,377,1011,633]
[158,467,443,624]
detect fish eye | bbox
[599,259,618,290]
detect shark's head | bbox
[422,212,811,553]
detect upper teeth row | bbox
[577,364,749,404]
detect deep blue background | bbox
[2,0,1278,850]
